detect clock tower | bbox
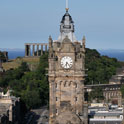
[48,8,88,124]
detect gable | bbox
[60,37,75,53]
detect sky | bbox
[0,0,124,50]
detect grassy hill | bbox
[2,57,40,71]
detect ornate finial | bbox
[49,35,53,48]
[82,36,86,52]
[83,36,85,41]
[49,35,53,42]
[65,0,69,12]
[49,35,52,40]
[83,36,86,45]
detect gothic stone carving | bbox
[49,37,87,124]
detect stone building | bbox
[89,105,123,124]
[109,67,124,84]
[85,66,124,106]
[0,90,20,124]
[0,51,8,62]
[85,84,122,106]
[48,8,88,124]
[2,52,8,62]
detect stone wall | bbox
[0,90,20,124]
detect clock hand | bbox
[66,62,70,68]
[65,62,68,68]
[67,63,70,68]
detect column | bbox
[41,44,43,56]
[28,45,31,56]
[33,45,35,57]
[37,45,39,56]
[25,45,28,57]
[45,44,47,53]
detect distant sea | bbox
[0,49,124,62]
[0,49,25,60]
[98,49,124,62]
[8,50,25,59]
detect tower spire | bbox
[66,0,69,12]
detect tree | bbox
[9,53,49,110]
[22,89,41,109]
[85,48,121,85]
[88,87,104,102]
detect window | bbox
[75,83,77,88]
[64,82,66,87]
[75,97,77,101]
[56,109,58,114]
[55,83,57,88]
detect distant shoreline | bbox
[0,49,124,62]
[98,50,124,62]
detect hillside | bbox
[0,54,49,111]
[2,57,39,71]
[85,48,121,85]
[0,48,122,112]
[2,48,121,85]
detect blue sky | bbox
[0,0,124,49]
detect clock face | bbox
[61,56,73,69]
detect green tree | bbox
[22,89,41,109]
[85,48,121,85]
[88,87,104,102]
[9,53,49,110]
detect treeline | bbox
[0,53,49,111]
[85,48,121,85]
[0,48,121,110]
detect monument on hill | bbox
[48,1,88,124]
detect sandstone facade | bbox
[48,9,88,124]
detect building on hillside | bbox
[0,90,21,124]
[0,51,8,62]
[2,52,8,62]
[109,67,124,84]
[85,84,122,106]
[25,43,48,57]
